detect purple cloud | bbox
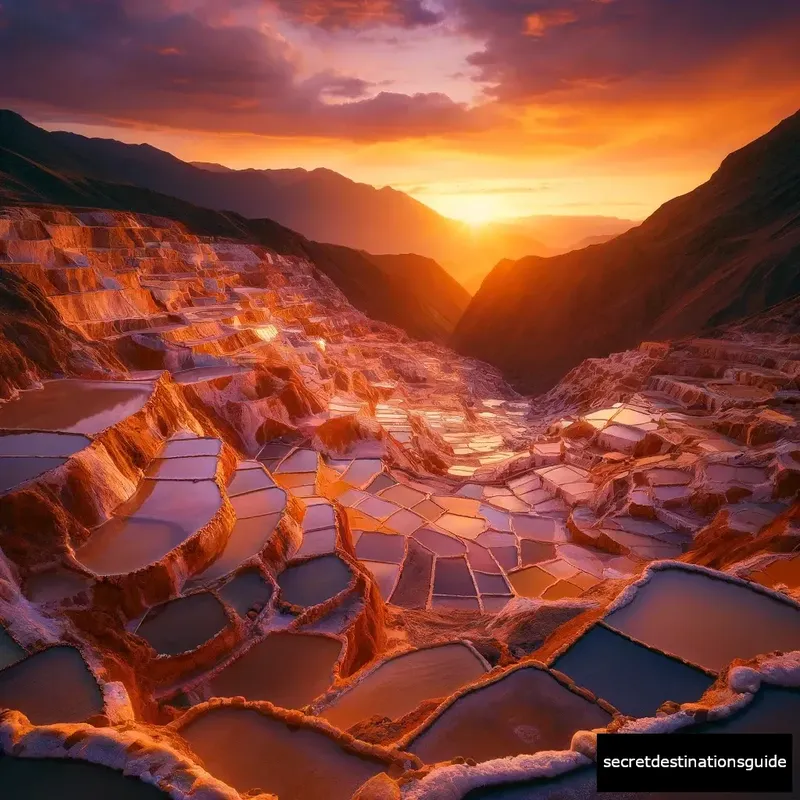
[0,0,477,139]
[270,0,444,30]
[451,0,800,101]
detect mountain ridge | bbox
[453,108,800,393]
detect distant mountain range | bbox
[0,110,469,344]
[501,214,636,252]
[571,233,621,249]
[454,108,800,393]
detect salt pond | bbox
[552,625,714,718]
[0,380,153,435]
[321,643,487,731]
[604,567,800,672]
[180,706,386,800]
[208,632,342,709]
[278,556,352,608]
[408,665,611,764]
[0,646,103,724]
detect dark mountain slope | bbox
[0,114,469,343]
[454,109,800,393]
[366,253,469,334]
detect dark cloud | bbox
[301,71,374,99]
[0,0,476,139]
[451,0,800,102]
[2,0,797,145]
[270,0,444,30]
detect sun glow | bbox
[425,193,513,226]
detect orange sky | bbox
[7,1,800,224]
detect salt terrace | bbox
[0,207,798,800]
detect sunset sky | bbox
[2,0,800,223]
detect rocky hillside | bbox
[0,111,470,344]
[0,110,547,290]
[454,109,800,393]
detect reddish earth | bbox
[0,205,797,800]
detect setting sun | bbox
[417,191,515,226]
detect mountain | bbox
[0,111,545,291]
[571,233,620,249]
[505,214,638,252]
[190,161,235,173]
[454,109,800,394]
[0,110,469,343]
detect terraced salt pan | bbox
[0,456,69,494]
[407,665,612,765]
[466,540,501,572]
[135,593,229,656]
[145,455,218,480]
[219,569,273,617]
[0,379,153,434]
[474,573,511,593]
[227,464,275,495]
[278,555,352,608]
[274,473,317,497]
[0,646,104,724]
[342,459,384,488]
[386,508,425,534]
[362,561,401,599]
[481,596,513,612]
[434,558,477,596]
[509,566,557,598]
[438,514,487,539]
[25,569,92,604]
[604,567,800,672]
[414,499,444,522]
[0,627,25,669]
[300,498,332,528]
[390,538,434,608]
[415,528,466,556]
[0,758,169,800]
[179,706,386,800]
[208,632,341,708]
[0,431,91,457]
[356,495,401,521]
[296,527,337,558]
[192,512,282,584]
[76,479,222,576]
[160,436,222,458]
[552,625,714,718]
[366,473,397,494]
[276,448,319,474]
[519,541,557,566]
[321,643,488,731]
[380,483,427,507]
[230,486,286,518]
